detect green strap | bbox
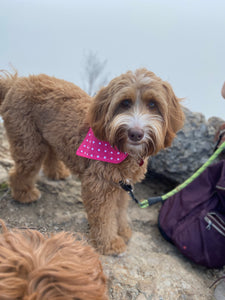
[140,141,225,208]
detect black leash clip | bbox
[119,181,140,205]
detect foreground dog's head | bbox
[0,221,108,300]
[88,68,184,159]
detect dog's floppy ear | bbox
[163,81,185,148]
[88,86,110,141]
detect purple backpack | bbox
[158,160,225,268]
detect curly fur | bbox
[0,220,108,300]
[0,68,184,255]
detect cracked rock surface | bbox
[149,107,224,183]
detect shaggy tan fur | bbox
[0,220,108,300]
[0,68,184,255]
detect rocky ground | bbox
[0,122,224,300]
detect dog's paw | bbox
[44,167,71,180]
[118,226,132,243]
[101,236,127,255]
[12,187,41,203]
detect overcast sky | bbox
[1,0,225,119]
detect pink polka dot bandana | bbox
[76,128,128,164]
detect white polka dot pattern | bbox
[76,128,128,164]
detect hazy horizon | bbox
[1,0,225,120]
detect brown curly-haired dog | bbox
[0,220,108,300]
[0,69,184,255]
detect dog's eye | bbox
[120,99,132,108]
[148,101,157,109]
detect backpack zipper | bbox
[204,212,225,237]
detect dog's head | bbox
[88,68,184,159]
[0,220,108,300]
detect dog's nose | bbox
[128,128,144,142]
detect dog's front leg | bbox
[81,182,127,255]
[116,189,132,243]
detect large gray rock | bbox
[148,107,224,183]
